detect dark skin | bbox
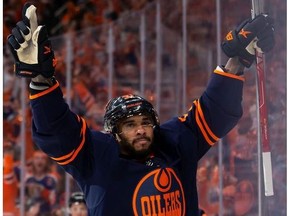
[116,115,155,159]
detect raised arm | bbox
[7,3,96,179]
[174,14,274,158]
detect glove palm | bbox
[7,3,56,78]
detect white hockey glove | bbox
[7,3,56,78]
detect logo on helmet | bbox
[127,102,142,108]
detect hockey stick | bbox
[251,0,274,196]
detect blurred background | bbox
[3,0,286,215]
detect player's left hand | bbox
[221,14,275,68]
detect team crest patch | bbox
[132,168,185,216]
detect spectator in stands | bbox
[25,150,58,215]
[68,192,88,216]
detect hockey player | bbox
[7,3,274,216]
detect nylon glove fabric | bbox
[7,3,56,78]
[221,14,275,68]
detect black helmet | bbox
[69,192,86,207]
[104,94,159,133]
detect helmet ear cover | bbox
[103,94,159,134]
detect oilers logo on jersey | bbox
[132,168,186,216]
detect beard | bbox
[118,135,154,159]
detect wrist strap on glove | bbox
[29,76,57,96]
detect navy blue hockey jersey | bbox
[30,67,244,216]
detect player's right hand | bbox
[7,3,56,78]
[221,14,275,68]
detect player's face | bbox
[70,202,88,216]
[117,115,154,158]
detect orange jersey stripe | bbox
[30,81,60,100]
[195,100,219,141]
[51,148,75,162]
[194,101,215,145]
[214,69,245,81]
[51,117,87,165]
[51,115,82,161]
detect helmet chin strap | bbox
[115,133,122,142]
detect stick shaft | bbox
[255,53,270,153]
[251,0,274,196]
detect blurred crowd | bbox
[3,0,286,215]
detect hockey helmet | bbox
[104,94,159,133]
[69,192,86,207]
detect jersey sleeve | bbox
[192,67,244,141]
[160,66,244,159]
[30,81,111,180]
